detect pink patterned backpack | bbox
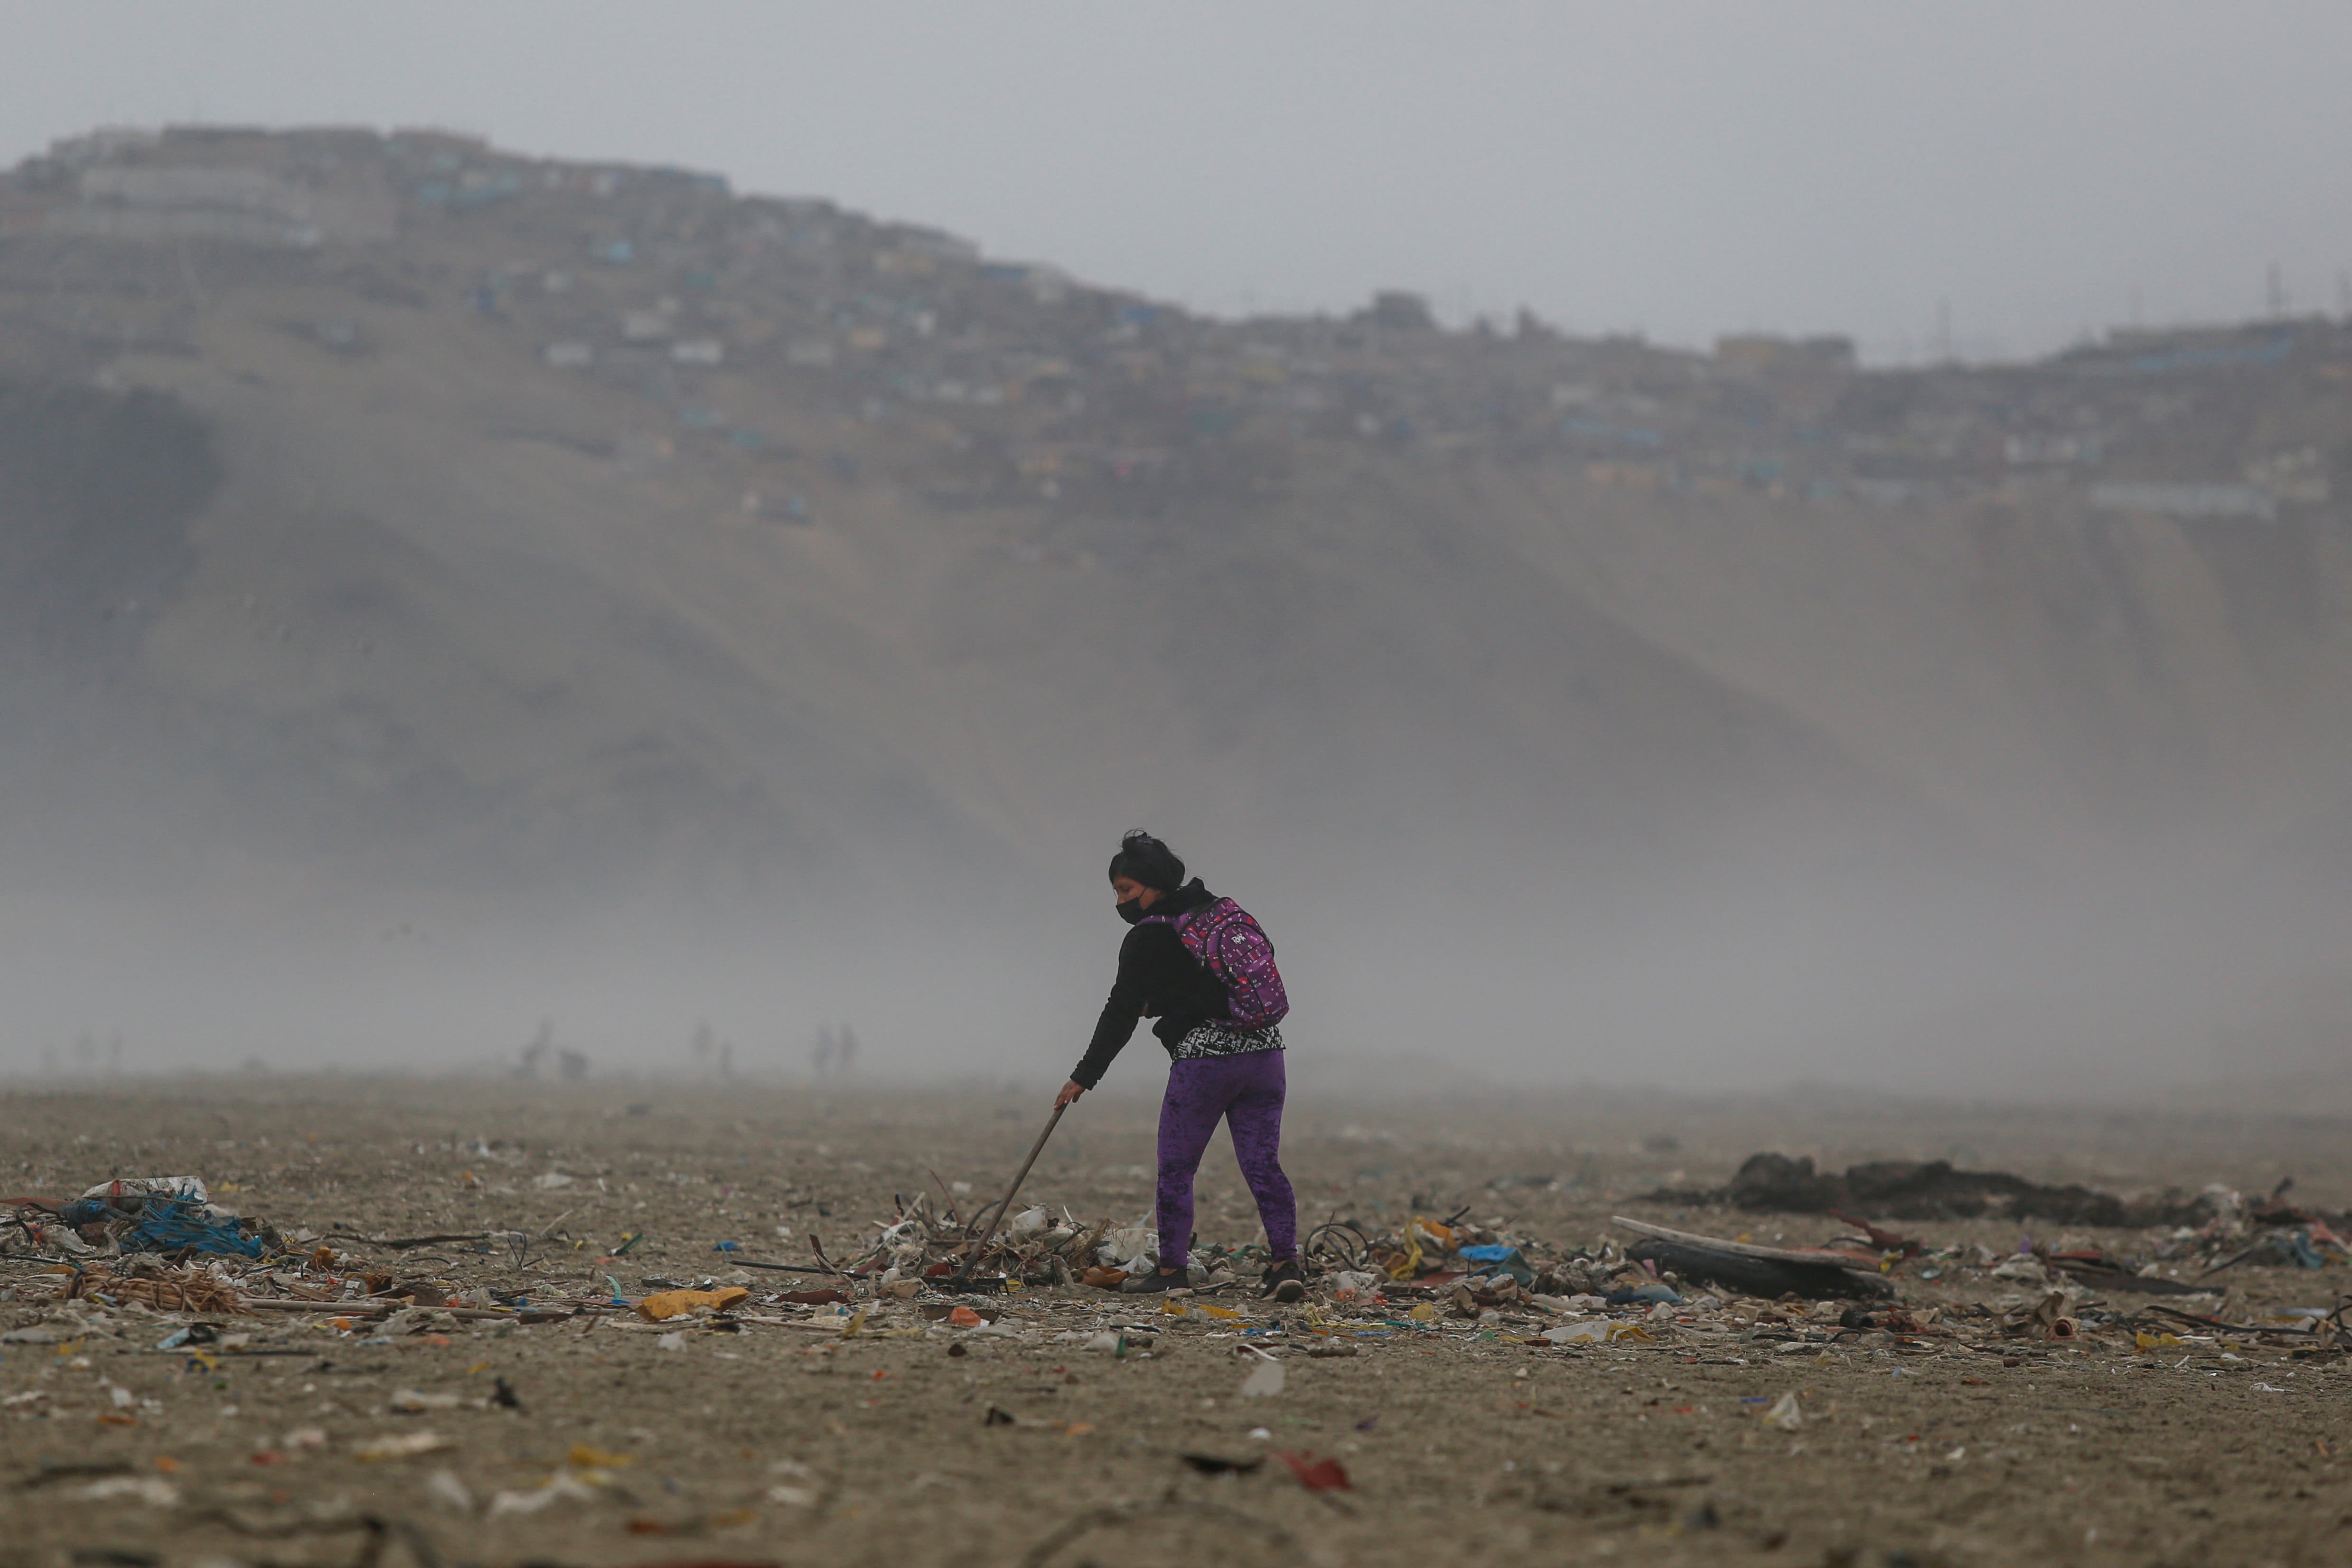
[1145,898,1290,1028]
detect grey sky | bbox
[8,1,2351,361]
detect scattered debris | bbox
[1,1116,2340,1568]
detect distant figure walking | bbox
[813,1025,859,1079]
[1056,831,1303,1301]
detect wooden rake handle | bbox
[961,1101,1067,1271]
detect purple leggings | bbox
[1156,1050,1297,1269]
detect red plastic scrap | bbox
[1274,1451,1352,1491]
[1828,1211,1922,1258]
[2248,1197,2316,1227]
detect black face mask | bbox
[1115,895,1151,925]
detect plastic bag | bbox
[636,1286,749,1321]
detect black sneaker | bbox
[1121,1268,1191,1295]
[1260,1260,1307,1303]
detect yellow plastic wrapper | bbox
[1162,1300,1244,1320]
[568,1442,634,1468]
[636,1286,750,1321]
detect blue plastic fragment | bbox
[122,1197,264,1258]
[1461,1244,1539,1286]
[1606,1281,1684,1306]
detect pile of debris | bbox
[45,1257,247,1314]
[814,1191,1637,1304]
[808,1190,1350,1296]
[1659,1151,2170,1226]
[6,1176,277,1260]
[1647,1152,2352,1282]
[2,1174,557,1330]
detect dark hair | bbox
[1108,829,1186,892]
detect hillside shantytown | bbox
[5,126,2339,524]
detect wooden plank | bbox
[1611,1215,1880,1271]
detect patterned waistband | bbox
[1171,1022,1285,1060]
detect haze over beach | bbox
[2,5,2351,1101]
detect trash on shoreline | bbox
[0,1142,2333,1393]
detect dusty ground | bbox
[2,1075,2348,1568]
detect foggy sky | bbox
[8,1,2352,362]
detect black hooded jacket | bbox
[1068,879,1231,1089]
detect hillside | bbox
[3,126,2349,1079]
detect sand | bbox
[2,1076,2347,1567]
